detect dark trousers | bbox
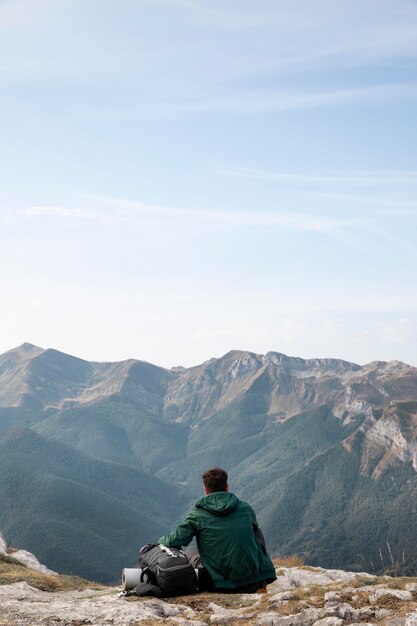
[184,547,266,594]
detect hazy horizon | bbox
[3,340,417,370]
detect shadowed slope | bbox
[0,428,186,582]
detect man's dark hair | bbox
[202,467,228,492]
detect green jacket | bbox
[158,491,277,590]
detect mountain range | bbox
[0,342,416,581]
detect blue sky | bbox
[1,0,417,367]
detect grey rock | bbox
[333,603,354,620]
[270,591,295,605]
[256,614,305,626]
[208,601,255,623]
[257,606,338,626]
[405,584,417,593]
[0,581,184,625]
[210,615,254,624]
[175,604,197,619]
[0,532,57,576]
[406,614,417,626]
[312,618,343,626]
[350,606,375,621]
[375,608,395,619]
[370,588,413,602]
[256,615,283,626]
[0,532,7,554]
[9,549,58,576]
[269,567,373,593]
[385,618,407,626]
[303,608,336,623]
[323,592,341,603]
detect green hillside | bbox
[32,397,188,472]
[0,429,186,582]
[252,439,417,576]
[1,345,417,578]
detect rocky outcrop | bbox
[0,566,416,626]
[0,532,57,576]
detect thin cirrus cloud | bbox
[1,0,417,98]
[23,198,353,235]
[152,0,417,44]
[73,82,417,121]
[177,84,399,113]
[217,166,417,186]
[25,199,409,257]
[216,166,417,218]
[143,0,417,82]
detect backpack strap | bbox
[140,567,150,583]
[159,545,182,557]
[134,582,163,597]
[118,582,163,598]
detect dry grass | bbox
[349,575,380,587]
[176,591,256,608]
[383,576,417,590]
[132,622,184,626]
[344,590,369,607]
[126,590,258,609]
[127,588,268,625]
[374,595,417,615]
[0,552,103,592]
[273,554,304,568]
[103,574,417,626]
[278,583,329,614]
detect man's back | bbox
[158,491,277,590]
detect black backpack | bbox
[138,544,198,597]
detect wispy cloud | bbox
[147,0,417,78]
[24,196,353,235]
[71,82,417,121]
[24,206,101,219]
[2,0,417,112]
[217,166,417,187]
[215,166,417,219]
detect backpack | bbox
[138,544,198,597]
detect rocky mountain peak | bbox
[16,342,44,353]
[1,344,416,464]
[1,343,417,582]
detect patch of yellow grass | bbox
[349,575,380,587]
[132,622,182,626]
[0,553,103,592]
[273,555,304,568]
[383,576,417,590]
[377,596,416,611]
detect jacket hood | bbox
[195,491,239,516]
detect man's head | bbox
[202,467,228,494]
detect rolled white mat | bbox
[122,568,142,591]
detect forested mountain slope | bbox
[1,343,416,578]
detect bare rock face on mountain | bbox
[1,343,417,579]
[162,350,417,479]
[1,344,416,479]
[0,342,174,413]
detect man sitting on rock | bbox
[158,466,277,593]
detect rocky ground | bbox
[1,564,417,626]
